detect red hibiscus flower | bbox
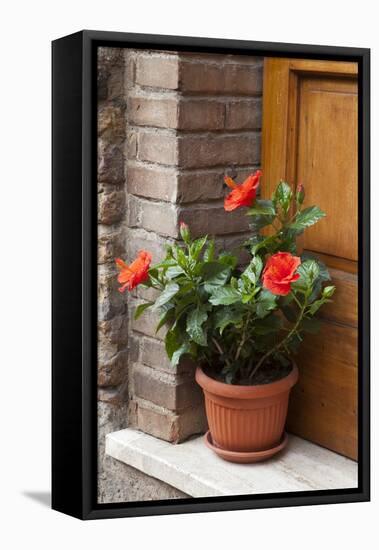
[224,170,262,211]
[262,252,301,296]
[115,250,152,292]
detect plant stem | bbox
[248,298,307,381]
[212,337,232,368]
[235,313,251,361]
[291,291,303,309]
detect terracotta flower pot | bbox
[195,363,298,463]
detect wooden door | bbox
[261,58,358,459]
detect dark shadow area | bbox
[22,491,51,508]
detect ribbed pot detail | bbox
[196,364,298,454]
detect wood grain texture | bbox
[262,58,358,459]
[297,76,358,261]
[287,324,358,460]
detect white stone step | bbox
[106,428,358,498]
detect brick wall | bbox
[97,48,263,501]
[124,50,263,443]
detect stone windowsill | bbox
[106,428,358,498]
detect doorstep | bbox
[105,428,358,498]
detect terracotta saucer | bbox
[204,431,289,464]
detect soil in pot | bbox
[203,360,292,386]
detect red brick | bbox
[131,300,166,340]
[126,130,138,159]
[179,60,263,95]
[128,96,178,128]
[127,162,177,202]
[135,400,207,442]
[136,54,179,89]
[137,130,178,165]
[133,364,202,411]
[125,51,136,89]
[135,335,195,374]
[135,403,178,441]
[176,166,257,203]
[128,195,179,237]
[225,98,262,130]
[178,99,225,130]
[179,203,251,237]
[127,163,259,204]
[126,227,173,264]
[177,133,261,168]
[131,285,160,303]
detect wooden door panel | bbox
[319,269,358,327]
[289,324,358,459]
[262,58,358,459]
[297,77,358,262]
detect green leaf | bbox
[186,307,208,346]
[255,289,277,318]
[134,302,153,320]
[289,206,326,231]
[171,342,191,367]
[214,307,244,335]
[146,267,161,287]
[152,283,180,311]
[249,234,278,256]
[153,258,176,269]
[190,236,208,260]
[155,303,175,333]
[308,278,322,303]
[218,252,238,270]
[242,256,263,285]
[249,214,275,232]
[308,298,328,316]
[174,247,188,270]
[254,314,282,335]
[203,239,215,262]
[201,262,231,293]
[165,329,181,360]
[165,266,185,279]
[301,252,331,282]
[247,199,276,217]
[273,181,293,215]
[209,286,241,306]
[292,260,320,293]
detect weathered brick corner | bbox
[124,49,263,443]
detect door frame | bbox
[262,58,358,197]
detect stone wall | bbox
[97,47,263,502]
[97,47,129,502]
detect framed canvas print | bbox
[52,30,370,520]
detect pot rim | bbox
[195,362,299,400]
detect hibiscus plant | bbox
[116,171,335,385]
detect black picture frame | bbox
[52,30,370,520]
